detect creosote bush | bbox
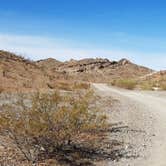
[111,79,137,90]
[53,81,90,91]
[0,90,108,164]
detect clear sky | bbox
[0,0,165,70]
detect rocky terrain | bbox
[141,70,166,83]
[137,70,166,90]
[0,50,166,166]
[38,58,153,82]
[0,50,50,91]
[0,50,75,92]
[0,50,153,92]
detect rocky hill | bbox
[39,58,153,82]
[0,50,153,91]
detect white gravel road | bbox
[93,84,166,166]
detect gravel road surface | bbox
[93,84,166,166]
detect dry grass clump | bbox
[55,81,73,91]
[139,80,166,91]
[111,79,137,90]
[0,90,108,165]
[161,83,166,90]
[139,81,154,90]
[49,81,90,91]
[73,82,90,90]
[0,86,4,93]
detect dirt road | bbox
[93,84,166,166]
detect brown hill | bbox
[54,58,153,82]
[0,50,153,91]
[36,58,62,71]
[0,50,55,92]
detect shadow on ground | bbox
[38,124,140,166]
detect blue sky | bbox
[0,0,166,70]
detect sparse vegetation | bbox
[0,50,154,92]
[56,81,73,91]
[139,81,154,90]
[0,90,108,165]
[73,82,90,90]
[111,77,166,91]
[111,79,137,90]
[139,79,166,91]
[138,71,166,91]
[161,83,166,90]
[0,87,4,93]
[51,81,90,91]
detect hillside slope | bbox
[0,50,51,91]
[0,50,153,91]
[137,70,166,90]
[38,58,153,82]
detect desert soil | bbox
[93,84,166,166]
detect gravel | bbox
[93,84,166,166]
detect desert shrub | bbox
[139,81,164,90]
[0,90,108,164]
[56,81,73,91]
[112,79,137,90]
[52,81,90,91]
[73,82,90,90]
[23,81,32,88]
[140,82,154,90]
[161,83,166,90]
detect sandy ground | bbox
[93,84,166,166]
